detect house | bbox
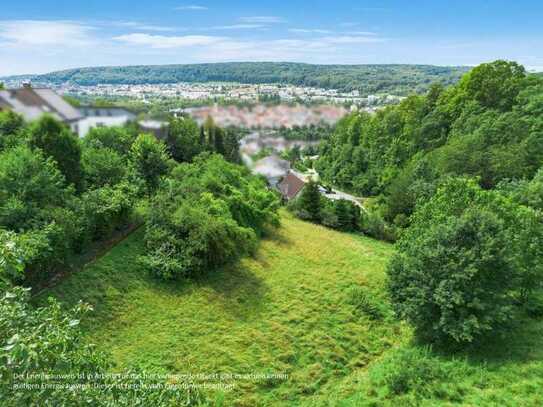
[277,171,306,201]
[0,84,82,132]
[77,106,136,138]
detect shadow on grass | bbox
[39,225,287,327]
[262,223,292,247]
[419,314,543,369]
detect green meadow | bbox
[41,211,543,406]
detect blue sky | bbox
[1,0,542,75]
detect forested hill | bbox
[19,62,470,95]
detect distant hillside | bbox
[10,62,470,96]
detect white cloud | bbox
[239,16,285,24]
[211,24,265,30]
[288,28,333,34]
[110,21,177,32]
[0,20,96,47]
[175,5,208,10]
[113,33,224,48]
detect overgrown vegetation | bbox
[140,154,279,280]
[0,108,250,404]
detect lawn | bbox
[40,211,543,406]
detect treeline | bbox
[317,60,543,344]
[26,62,469,96]
[317,60,543,232]
[275,123,334,142]
[288,181,362,233]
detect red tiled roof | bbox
[278,172,306,200]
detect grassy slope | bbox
[42,211,543,406]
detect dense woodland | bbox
[10,62,469,95]
[315,60,543,343]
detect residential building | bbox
[277,171,306,201]
[77,106,136,137]
[0,84,82,132]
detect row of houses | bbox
[0,84,168,138]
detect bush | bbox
[368,347,469,403]
[361,210,396,242]
[142,195,257,280]
[345,285,388,320]
[79,182,137,240]
[140,154,279,280]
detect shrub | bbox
[79,182,137,240]
[368,347,469,403]
[142,194,257,280]
[140,155,279,280]
[361,210,396,242]
[346,285,387,320]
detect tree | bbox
[459,60,526,111]
[297,181,322,222]
[27,115,82,189]
[83,125,137,157]
[0,146,69,230]
[388,178,542,343]
[0,110,25,152]
[223,129,240,163]
[166,117,202,162]
[130,133,170,194]
[81,146,126,189]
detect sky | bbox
[1,0,543,76]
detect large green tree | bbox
[27,115,83,189]
[130,133,171,193]
[388,178,543,343]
